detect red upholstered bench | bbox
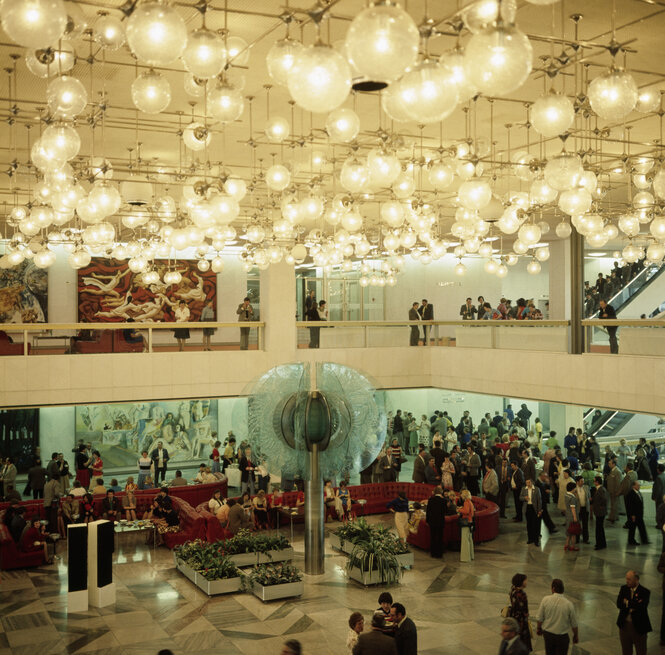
[162,496,206,548]
[407,496,500,551]
[195,502,233,542]
[0,523,44,570]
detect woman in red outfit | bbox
[21,517,52,563]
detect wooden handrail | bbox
[0,321,265,331]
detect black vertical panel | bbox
[68,525,88,592]
[96,521,113,588]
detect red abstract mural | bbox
[77,258,216,323]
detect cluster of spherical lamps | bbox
[1,0,664,279]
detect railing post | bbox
[363,324,368,348]
[23,330,28,356]
[258,324,263,351]
[148,327,153,353]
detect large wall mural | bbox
[0,261,48,323]
[75,399,218,469]
[77,258,216,323]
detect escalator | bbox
[590,263,665,318]
[586,409,634,438]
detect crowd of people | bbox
[584,260,643,317]
[458,296,545,321]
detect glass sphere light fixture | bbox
[344,1,420,84]
[25,41,75,77]
[465,22,533,96]
[265,164,291,191]
[1,0,67,48]
[587,68,638,121]
[208,81,244,122]
[126,0,187,67]
[287,43,351,113]
[531,93,575,138]
[94,13,125,50]
[265,116,290,142]
[131,69,171,114]
[46,75,88,119]
[182,122,211,150]
[325,107,360,142]
[182,28,226,79]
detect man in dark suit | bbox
[430,439,445,471]
[510,462,525,522]
[418,299,433,345]
[426,486,446,558]
[408,302,420,346]
[520,450,536,483]
[497,458,510,518]
[353,614,397,655]
[498,617,529,655]
[239,446,256,495]
[150,441,170,484]
[625,481,650,546]
[412,446,427,483]
[536,471,557,535]
[591,475,608,549]
[617,570,651,655]
[390,603,417,655]
[520,478,542,545]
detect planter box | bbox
[329,534,353,554]
[175,560,198,584]
[228,547,295,567]
[347,565,401,586]
[251,579,304,601]
[396,552,414,569]
[196,575,243,596]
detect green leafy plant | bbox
[175,540,241,581]
[346,535,402,584]
[246,562,302,588]
[220,530,291,555]
[333,518,411,556]
[199,556,241,581]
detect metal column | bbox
[304,444,324,574]
[570,229,584,354]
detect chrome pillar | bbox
[304,444,324,574]
[570,228,584,354]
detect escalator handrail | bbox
[590,263,664,317]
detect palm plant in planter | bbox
[346,533,403,585]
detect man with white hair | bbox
[498,617,528,655]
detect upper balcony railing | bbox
[0,321,265,355]
[1,318,664,356]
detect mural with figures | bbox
[75,400,218,469]
[0,261,48,323]
[77,258,216,323]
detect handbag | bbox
[400,455,407,463]
[500,605,512,618]
[567,521,581,536]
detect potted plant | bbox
[346,534,403,586]
[196,556,243,596]
[245,562,304,601]
[222,530,294,566]
[330,518,374,553]
[173,540,205,583]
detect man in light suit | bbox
[520,478,542,545]
[607,458,623,523]
[237,296,254,350]
[390,603,417,655]
[498,617,529,655]
[412,446,427,484]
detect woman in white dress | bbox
[418,415,431,447]
[173,300,190,351]
[441,454,455,490]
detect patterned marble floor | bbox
[1,508,664,655]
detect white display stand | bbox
[226,466,241,489]
[87,520,116,608]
